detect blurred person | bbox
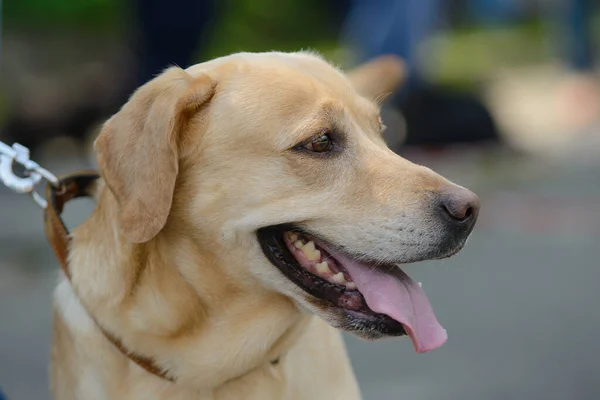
[564,0,594,73]
[552,0,599,131]
[339,0,501,147]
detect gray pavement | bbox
[1,148,599,399]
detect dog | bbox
[50,51,479,399]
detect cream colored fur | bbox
[51,51,464,399]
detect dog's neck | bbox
[66,181,310,389]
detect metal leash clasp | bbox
[0,141,61,209]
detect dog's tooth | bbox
[306,249,321,262]
[294,240,304,249]
[346,282,357,290]
[301,241,319,260]
[331,272,346,285]
[290,232,299,242]
[315,261,331,274]
[417,282,422,287]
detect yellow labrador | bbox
[51,51,479,399]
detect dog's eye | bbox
[303,133,333,153]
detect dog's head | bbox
[95,52,479,353]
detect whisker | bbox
[374,91,392,106]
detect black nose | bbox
[439,187,480,225]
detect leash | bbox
[0,141,173,382]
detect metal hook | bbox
[0,145,42,193]
[0,141,60,209]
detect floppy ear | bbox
[94,67,215,243]
[346,54,407,100]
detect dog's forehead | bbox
[187,51,346,86]
[187,52,380,121]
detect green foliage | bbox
[427,20,551,89]
[3,0,120,30]
[2,0,339,52]
[204,0,339,59]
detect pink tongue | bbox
[339,255,447,353]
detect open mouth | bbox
[257,225,448,353]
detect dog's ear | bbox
[95,67,215,243]
[346,55,407,101]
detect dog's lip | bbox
[257,224,407,336]
[257,224,448,353]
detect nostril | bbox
[463,205,473,220]
[440,189,480,223]
[441,203,469,222]
[441,202,471,222]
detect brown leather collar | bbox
[43,171,173,381]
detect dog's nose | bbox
[439,187,480,225]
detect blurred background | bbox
[1,0,600,399]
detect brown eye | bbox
[303,133,333,153]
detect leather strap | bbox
[43,171,173,382]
